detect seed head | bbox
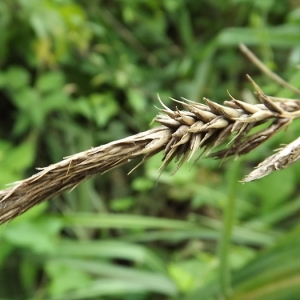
[155,81,300,173]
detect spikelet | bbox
[154,79,300,173]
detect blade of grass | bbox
[190,42,216,100]
[123,227,276,247]
[50,279,152,300]
[217,26,300,47]
[219,159,241,299]
[49,258,177,296]
[245,195,300,230]
[53,240,165,273]
[56,213,195,229]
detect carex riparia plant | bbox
[1,76,300,224]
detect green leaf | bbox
[50,279,153,300]
[131,177,154,192]
[5,66,30,90]
[109,196,135,211]
[46,260,92,297]
[89,93,119,127]
[53,240,164,271]
[2,139,36,172]
[58,213,196,230]
[36,71,65,92]
[3,218,62,253]
[127,88,147,112]
[48,258,177,297]
[217,26,300,47]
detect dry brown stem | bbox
[239,44,300,96]
[1,79,300,224]
[0,127,172,224]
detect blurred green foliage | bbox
[1,0,300,299]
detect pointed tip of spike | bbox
[157,94,172,112]
[227,90,237,101]
[246,75,263,94]
[169,97,187,107]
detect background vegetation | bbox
[1,0,300,299]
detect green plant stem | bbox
[219,159,241,299]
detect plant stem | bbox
[219,159,241,299]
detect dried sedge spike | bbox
[209,119,289,158]
[2,78,300,224]
[154,85,299,172]
[243,137,300,182]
